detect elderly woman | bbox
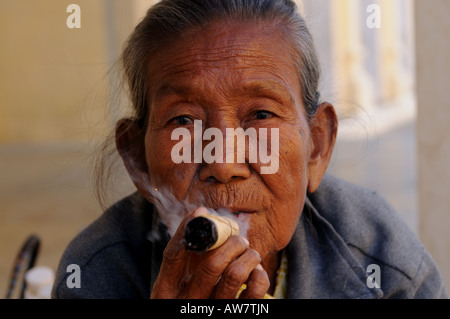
[52,0,447,299]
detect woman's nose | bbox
[197,117,252,183]
[199,161,251,184]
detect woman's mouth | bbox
[233,210,255,216]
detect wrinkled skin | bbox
[116,20,337,298]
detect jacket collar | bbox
[285,197,383,299]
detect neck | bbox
[262,251,282,295]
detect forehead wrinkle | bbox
[160,47,270,73]
[153,45,292,87]
[237,80,296,105]
[148,21,301,110]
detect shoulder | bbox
[308,174,447,298]
[52,192,155,299]
[309,174,408,247]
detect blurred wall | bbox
[0,0,109,144]
[415,0,450,291]
[0,0,139,298]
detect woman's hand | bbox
[150,208,270,299]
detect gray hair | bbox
[122,0,321,129]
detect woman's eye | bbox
[254,110,273,120]
[172,115,193,125]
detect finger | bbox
[151,207,206,298]
[211,248,262,299]
[182,235,250,298]
[238,264,270,299]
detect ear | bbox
[307,102,338,193]
[115,118,152,198]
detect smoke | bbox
[148,185,192,238]
[146,185,250,241]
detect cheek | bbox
[145,130,197,198]
[266,126,310,198]
[248,126,310,255]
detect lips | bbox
[199,185,264,214]
[207,206,257,217]
[232,210,256,216]
[213,206,256,213]
[204,207,256,228]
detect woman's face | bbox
[128,21,332,260]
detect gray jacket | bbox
[52,174,448,298]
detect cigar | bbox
[184,214,239,251]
